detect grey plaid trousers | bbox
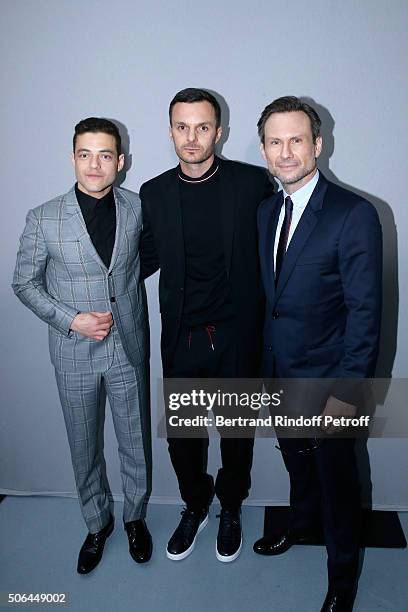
[55,329,152,533]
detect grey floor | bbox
[0,496,407,612]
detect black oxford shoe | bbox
[253,528,317,556]
[77,514,114,574]
[125,519,152,563]
[320,590,355,612]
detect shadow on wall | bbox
[305,97,398,383]
[211,88,230,157]
[110,118,131,188]
[212,88,275,181]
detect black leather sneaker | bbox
[166,507,208,561]
[216,508,242,562]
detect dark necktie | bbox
[275,195,293,285]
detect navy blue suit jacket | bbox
[258,173,382,390]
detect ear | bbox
[314,136,322,159]
[260,143,267,162]
[215,126,223,144]
[117,153,125,172]
[70,151,75,167]
[169,125,173,141]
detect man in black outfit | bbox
[140,88,272,562]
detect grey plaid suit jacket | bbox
[12,185,148,373]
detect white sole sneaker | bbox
[166,514,209,561]
[216,535,242,563]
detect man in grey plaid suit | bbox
[12,118,153,574]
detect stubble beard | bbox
[176,142,216,166]
[276,159,317,190]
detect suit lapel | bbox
[109,187,128,272]
[64,186,110,271]
[264,191,283,304]
[274,207,319,301]
[274,174,328,302]
[165,168,185,280]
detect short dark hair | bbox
[257,96,321,144]
[73,117,122,156]
[169,88,221,128]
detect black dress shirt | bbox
[75,184,116,268]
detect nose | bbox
[281,141,293,159]
[186,128,197,143]
[90,154,101,168]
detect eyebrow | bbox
[76,148,115,153]
[175,121,211,126]
[267,134,305,140]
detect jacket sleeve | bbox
[139,185,160,280]
[12,208,78,336]
[331,199,383,402]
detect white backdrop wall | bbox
[1,0,407,509]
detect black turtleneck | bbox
[178,157,233,327]
[75,184,116,269]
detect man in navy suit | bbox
[253,97,382,612]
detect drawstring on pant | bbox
[205,325,216,350]
[187,325,216,350]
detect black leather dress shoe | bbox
[253,528,316,556]
[216,508,242,562]
[320,590,355,612]
[125,519,152,563]
[77,514,114,574]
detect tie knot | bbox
[285,196,293,213]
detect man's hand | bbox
[70,311,113,341]
[320,395,357,434]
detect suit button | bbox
[272,311,279,319]
[180,287,184,291]
[110,297,116,303]
[267,345,273,351]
